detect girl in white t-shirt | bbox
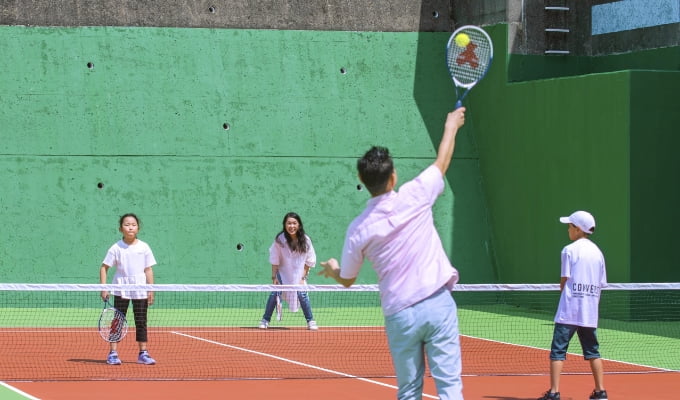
[99,213,157,366]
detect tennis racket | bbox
[98,298,128,343]
[446,25,494,109]
[275,293,283,321]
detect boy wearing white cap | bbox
[538,211,608,400]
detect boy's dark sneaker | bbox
[589,389,608,399]
[537,390,560,400]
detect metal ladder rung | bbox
[544,5,570,54]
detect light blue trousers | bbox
[385,287,463,400]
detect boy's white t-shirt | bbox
[554,238,607,328]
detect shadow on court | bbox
[67,359,108,364]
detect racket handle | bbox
[455,99,463,109]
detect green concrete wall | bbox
[1,23,678,285]
[507,46,680,82]
[469,25,680,283]
[0,26,495,284]
[629,71,680,282]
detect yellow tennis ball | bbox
[455,33,470,48]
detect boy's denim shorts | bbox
[549,322,601,360]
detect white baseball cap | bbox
[559,210,596,234]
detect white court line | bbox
[171,331,439,400]
[0,327,385,333]
[0,381,41,400]
[173,328,384,333]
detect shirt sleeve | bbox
[600,259,608,287]
[145,245,157,268]
[560,248,571,278]
[268,240,281,265]
[401,164,444,207]
[305,236,317,268]
[340,229,363,280]
[102,244,117,267]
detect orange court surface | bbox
[6,372,678,399]
[2,326,678,399]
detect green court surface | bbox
[0,383,37,400]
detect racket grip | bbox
[455,99,463,109]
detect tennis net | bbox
[0,282,678,381]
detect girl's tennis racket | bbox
[446,25,494,109]
[98,298,128,343]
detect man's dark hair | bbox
[357,146,394,196]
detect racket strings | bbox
[109,315,121,335]
[446,29,492,86]
[99,308,128,343]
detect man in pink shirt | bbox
[319,107,467,400]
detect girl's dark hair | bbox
[278,212,308,253]
[119,213,140,227]
[357,146,394,195]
